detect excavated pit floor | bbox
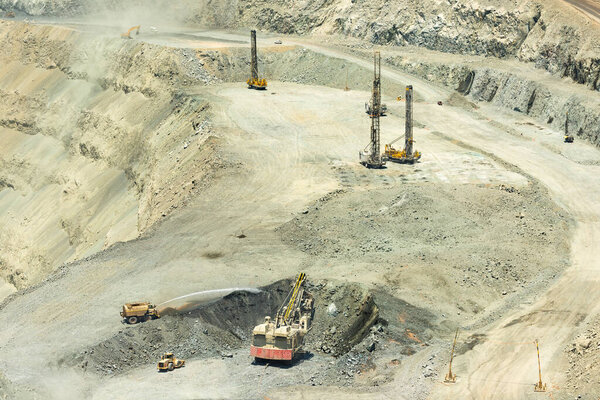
[63,278,436,399]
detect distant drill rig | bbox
[247,30,267,90]
[383,85,422,163]
[359,52,385,169]
[564,112,574,143]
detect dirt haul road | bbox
[425,106,600,399]
[564,0,600,24]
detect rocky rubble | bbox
[278,182,571,322]
[565,323,600,396]
[305,281,379,356]
[0,0,80,16]
[0,371,16,399]
[279,183,568,274]
[62,276,437,396]
[64,280,292,375]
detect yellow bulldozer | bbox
[120,302,160,324]
[157,352,185,372]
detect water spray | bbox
[157,287,262,314]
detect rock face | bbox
[0,0,82,15]
[466,69,600,145]
[196,0,535,58]
[519,6,600,92]
[384,50,600,146]
[2,1,599,94]
[333,1,532,58]
[196,0,600,94]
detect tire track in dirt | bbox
[563,0,600,24]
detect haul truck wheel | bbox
[168,363,174,371]
[127,316,138,324]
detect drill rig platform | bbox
[359,52,386,169]
[247,30,267,90]
[384,85,421,164]
[250,273,313,362]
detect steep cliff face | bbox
[0,21,225,292]
[215,0,599,93]
[385,49,600,146]
[0,0,81,15]
[2,0,599,93]
[519,7,600,92]
[264,1,534,57]
[465,68,600,145]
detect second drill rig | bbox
[359,52,386,169]
[247,30,267,90]
[564,112,574,143]
[383,85,422,163]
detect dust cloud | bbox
[78,0,207,31]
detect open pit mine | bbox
[0,0,599,399]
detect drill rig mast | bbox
[444,329,458,383]
[247,30,267,90]
[564,112,574,143]
[359,52,385,169]
[383,85,422,163]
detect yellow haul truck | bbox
[120,302,160,324]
